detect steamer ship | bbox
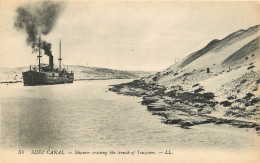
[22,37,74,86]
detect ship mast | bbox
[38,35,42,72]
[58,40,62,74]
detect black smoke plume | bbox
[14,1,65,55]
[41,41,52,56]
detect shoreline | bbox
[0,78,135,84]
[109,79,260,133]
[0,81,22,84]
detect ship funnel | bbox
[49,55,53,69]
[41,42,53,69]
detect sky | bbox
[0,1,259,71]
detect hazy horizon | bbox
[1,1,259,71]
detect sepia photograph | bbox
[0,1,259,162]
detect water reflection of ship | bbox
[22,37,74,86]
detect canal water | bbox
[1,80,259,151]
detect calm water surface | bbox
[1,80,259,150]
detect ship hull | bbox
[22,71,74,86]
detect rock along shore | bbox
[109,79,260,132]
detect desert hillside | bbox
[110,24,260,131]
[150,25,259,86]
